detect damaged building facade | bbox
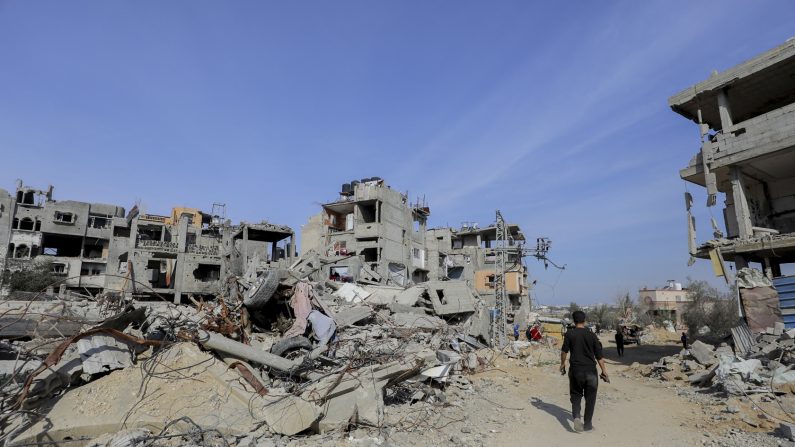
[1,178,552,446]
[672,39,795,328]
[300,178,535,324]
[0,181,296,303]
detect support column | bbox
[242,226,249,265]
[174,214,190,305]
[764,257,774,280]
[730,166,753,238]
[717,89,733,131]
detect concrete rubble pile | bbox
[642,323,795,397]
[0,258,496,446]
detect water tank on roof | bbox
[370,176,382,182]
[351,180,360,188]
[341,183,352,194]
[361,177,372,183]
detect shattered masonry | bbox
[0,177,548,446]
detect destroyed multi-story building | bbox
[300,177,430,286]
[672,39,795,277]
[300,178,534,323]
[0,181,296,303]
[672,39,795,328]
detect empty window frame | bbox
[192,264,221,282]
[359,202,377,223]
[88,214,111,229]
[18,217,34,231]
[54,211,75,224]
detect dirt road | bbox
[484,339,706,447]
[451,334,789,447]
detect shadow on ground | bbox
[599,338,683,366]
[530,397,576,433]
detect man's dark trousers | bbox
[569,367,599,427]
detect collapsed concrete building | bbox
[0,181,296,303]
[300,178,536,325]
[0,178,555,446]
[671,39,795,328]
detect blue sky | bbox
[1,1,794,304]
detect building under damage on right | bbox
[671,39,795,328]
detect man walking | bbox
[560,311,608,432]
[681,332,688,350]
[615,329,625,357]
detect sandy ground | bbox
[479,336,705,447]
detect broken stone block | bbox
[465,352,479,370]
[689,340,716,366]
[354,380,385,427]
[317,392,356,433]
[688,371,711,385]
[774,322,785,336]
[262,394,321,436]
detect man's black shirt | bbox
[562,327,603,370]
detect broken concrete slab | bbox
[689,340,716,366]
[334,283,371,303]
[12,343,279,445]
[0,300,103,338]
[27,346,84,404]
[77,334,135,375]
[0,358,42,387]
[262,393,322,436]
[301,361,419,408]
[334,306,374,328]
[388,302,428,315]
[392,313,446,330]
[423,281,476,315]
[353,378,385,427]
[394,286,426,307]
[361,285,404,306]
[316,391,357,433]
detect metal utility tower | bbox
[492,210,509,348]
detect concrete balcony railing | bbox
[708,102,795,169]
[137,239,179,253]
